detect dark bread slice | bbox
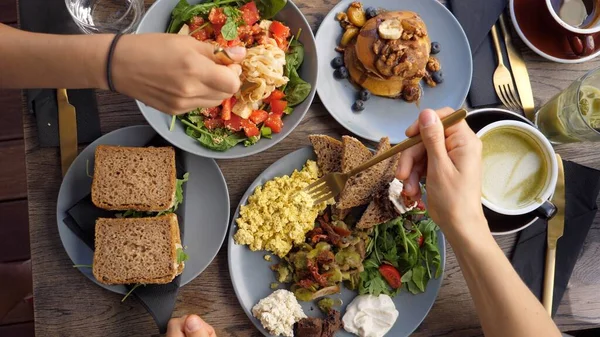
[340,136,372,173]
[91,145,176,212]
[337,137,393,209]
[92,214,182,285]
[309,135,343,174]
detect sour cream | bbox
[342,295,399,337]
[389,178,417,214]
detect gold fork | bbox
[303,109,468,205]
[490,24,521,110]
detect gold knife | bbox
[499,14,536,122]
[543,154,565,315]
[57,88,78,177]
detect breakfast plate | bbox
[228,146,446,337]
[135,0,318,159]
[56,125,230,294]
[316,0,472,143]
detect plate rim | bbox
[56,125,230,294]
[134,0,318,159]
[227,146,447,337]
[315,0,473,143]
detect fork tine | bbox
[304,177,327,193]
[505,83,522,109]
[310,186,333,200]
[494,84,510,109]
[500,85,517,110]
[313,191,335,205]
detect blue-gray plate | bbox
[56,126,230,294]
[228,146,446,336]
[135,0,318,159]
[316,0,472,143]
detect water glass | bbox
[535,66,600,143]
[65,0,145,34]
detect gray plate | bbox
[228,147,446,337]
[57,125,230,295]
[316,0,472,143]
[135,0,318,159]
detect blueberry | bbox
[359,89,371,101]
[366,7,378,19]
[352,100,366,112]
[334,66,349,79]
[431,42,441,55]
[432,71,444,84]
[331,56,344,69]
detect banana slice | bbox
[378,19,403,40]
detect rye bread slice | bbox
[92,214,182,285]
[337,137,394,209]
[357,154,401,229]
[91,145,176,212]
[309,135,343,174]
[340,136,372,173]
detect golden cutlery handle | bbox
[498,14,511,46]
[490,25,505,66]
[543,246,557,315]
[348,109,468,176]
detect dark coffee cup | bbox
[546,0,600,56]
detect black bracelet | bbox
[106,33,124,92]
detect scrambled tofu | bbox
[234,160,330,257]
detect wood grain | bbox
[0,200,30,262]
[0,139,27,201]
[22,2,600,337]
[0,90,24,141]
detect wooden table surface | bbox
[23,1,600,336]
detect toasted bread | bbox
[91,145,176,212]
[340,136,372,174]
[309,135,343,174]
[92,214,182,285]
[337,137,396,209]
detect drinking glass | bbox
[535,66,600,143]
[65,0,145,34]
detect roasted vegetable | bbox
[335,249,362,270]
[318,298,335,314]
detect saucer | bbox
[466,108,543,235]
[510,0,600,63]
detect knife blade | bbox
[57,88,78,177]
[499,14,536,122]
[543,154,565,315]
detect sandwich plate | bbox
[56,125,230,294]
[228,146,446,337]
[316,0,472,143]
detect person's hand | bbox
[111,34,245,115]
[167,314,216,337]
[396,107,488,240]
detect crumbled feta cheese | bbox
[252,289,306,337]
[389,178,417,214]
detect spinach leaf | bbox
[221,19,239,40]
[285,40,304,72]
[255,0,287,19]
[284,67,311,106]
[167,0,241,33]
[181,118,246,151]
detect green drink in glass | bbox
[536,67,600,144]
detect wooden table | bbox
[23,2,600,336]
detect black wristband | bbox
[106,33,124,92]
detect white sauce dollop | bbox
[389,178,417,214]
[342,294,399,337]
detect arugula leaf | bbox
[284,67,311,107]
[255,0,287,19]
[121,284,144,303]
[177,247,189,264]
[171,172,189,213]
[411,265,427,292]
[73,264,93,268]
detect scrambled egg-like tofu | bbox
[234,160,330,257]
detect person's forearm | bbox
[450,218,561,337]
[0,24,111,89]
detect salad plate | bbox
[136,0,318,159]
[56,126,230,294]
[316,0,472,143]
[228,146,446,337]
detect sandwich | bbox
[92,213,185,285]
[91,145,177,212]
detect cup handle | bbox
[534,200,557,220]
[568,35,595,56]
